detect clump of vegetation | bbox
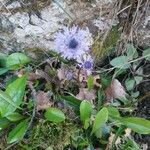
[0,25,150,150]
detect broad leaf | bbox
[119,117,150,134]
[80,100,92,129]
[6,53,30,70]
[44,107,65,123]
[7,119,28,143]
[2,75,27,116]
[125,78,135,91]
[0,90,20,116]
[91,107,108,134]
[134,76,143,85]
[126,44,138,59]
[143,48,150,61]
[0,68,9,75]
[110,56,130,69]
[107,106,120,118]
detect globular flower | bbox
[54,26,93,60]
[77,54,94,75]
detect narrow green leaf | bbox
[119,117,150,134]
[60,95,81,108]
[0,53,7,67]
[6,112,24,122]
[7,119,28,143]
[91,107,108,134]
[2,75,27,116]
[0,117,10,130]
[6,53,30,70]
[80,100,92,129]
[44,107,65,123]
[87,75,94,90]
[110,56,130,69]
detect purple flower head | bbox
[77,54,94,75]
[83,61,92,69]
[54,26,93,60]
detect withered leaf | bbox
[76,88,96,102]
[36,91,53,111]
[105,79,126,102]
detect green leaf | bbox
[0,68,9,75]
[2,75,27,116]
[91,107,108,135]
[0,117,10,130]
[126,44,138,59]
[125,137,141,150]
[100,75,111,90]
[7,119,28,143]
[44,107,65,123]
[6,53,30,70]
[114,68,126,77]
[87,75,94,90]
[6,112,24,122]
[80,100,93,129]
[134,76,143,85]
[110,56,130,69]
[0,90,21,116]
[119,117,150,134]
[107,106,120,118]
[95,124,110,138]
[0,53,7,67]
[125,78,135,91]
[143,48,150,61]
[131,91,139,98]
[60,95,81,108]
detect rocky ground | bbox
[1,0,149,53]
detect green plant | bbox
[0,44,149,149]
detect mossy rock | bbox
[92,26,121,61]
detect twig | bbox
[27,82,37,130]
[4,142,18,150]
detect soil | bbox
[135,62,150,149]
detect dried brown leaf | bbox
[124,128,131,137]
[76,88,96,102]
[36,91,53,111]
[105,79,126,102]
[57,68,66,81]
[28,72,41,81]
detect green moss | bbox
[24,47,47,63]
[92,26,121,60]
[19,119,85,150]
